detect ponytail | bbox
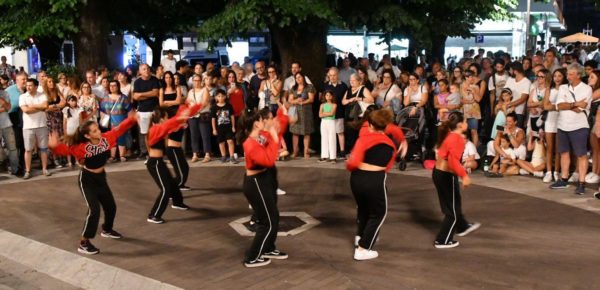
[72,120,96,144]
[237,108,261,144]
[436,111,464,148]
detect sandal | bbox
[202,155,211,163]
[191,156,199,163]
[120,157,127,162]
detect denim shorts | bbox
[467,118,479,130]
[557,128,589,157]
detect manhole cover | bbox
[230,212,320,236]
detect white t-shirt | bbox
[62,107,83,135]
[404,85,427,104]
[504,77,531,115]
[556,82,593,131]
[462,140,481,161]
[283,75,312,92]
[161,57,176,73]
[488,72,509,99]
[19,92,48,129]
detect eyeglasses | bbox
[537,75,545,78]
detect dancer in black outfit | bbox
[238,108,288,268]
[346,109,397,261]
[146,105,200,224]
[433,112,480,249]
[159,71,190,191]
[48,113,137,255]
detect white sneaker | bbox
[568,172,580,183]
[584,172,600,184]
[519,169,529,175]
[543,172,553,183]
[553,172,560,182]
[354,236,361,247]
[276,188,286,195]
[533,171,544,178]
[353,248,378,261]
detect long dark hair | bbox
[436,111,465,148]
[550,68,568,89]
[590,69,600,91]
[72,120,97,144]
[162,71,175,90]
[237,108,262,144]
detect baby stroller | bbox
[395,105,426,171]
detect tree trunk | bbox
[269,20,328,92]
[430,34,448,67]
[143,35,165,69]
[35,37,62,70]
[74,0,109,76]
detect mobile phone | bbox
[496,125,504,131]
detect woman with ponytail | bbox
[347,109,397,261]
[48,112,137,255]
[238,107,288,268]
[433,111,480,249]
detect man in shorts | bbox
[19,79,50,179]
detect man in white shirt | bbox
[243,63,255,84]
[160,50,177,73]
[19,79,50,179]
[35,70,47,93]
[503,62,531,129]
[488,59,510,110]
[283,61,312,93]
[359,58,378,84]
[339,58,356,87]
[550,63,593,194]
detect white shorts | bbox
[137,112,153,134]
[24,127,49,151]
[334,118,344,134]
[544,111,558,134]
[486,141,527,160]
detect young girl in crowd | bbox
[145,105,201,224]
[238,107,288,268]
[62,95,84,167]
[490,88,514,139]
[488,135,518,177]
[435,80,461,122]
[516,133,546,177]
[347,109,398,260]
[432,112,479,249]
[211,89,238,163]
[319,90,337,163]
[462,134,480,173]
[48,113,137,255]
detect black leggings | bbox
[146,157,184,218]
[350,170,387,250]
[432,169,470,243]
[166,146,189,187]
[243,170,279,262]
[78,170,116,239]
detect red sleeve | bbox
[51,142,87,160]
[148,117,183,146]
[346,138,366,171]
[385,124,405,145]
[103,116,136,148]
[244,134,279,169]
[447,134,467,177]
[276,108,289,135]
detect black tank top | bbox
[150,138,166,151]
[363,144,394,167]
[163,92,179,117]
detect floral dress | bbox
[289,84,315,135]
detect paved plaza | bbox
[1,159,599,289]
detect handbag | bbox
[100,97,120,128]
[288,105,298,124]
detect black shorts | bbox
[168,128,184,142]
[217,126,234,143]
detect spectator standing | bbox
[288,72,316,159]
[19,79,50,179]
[102,80,132,162]
[550,63,593,195]
[43,77,66,168]
[541,69,568,183]
[585,69,600,184]
[323,67,348,158]
[0,87,18,175]
[503,62,531,129]
[6,72,27,175]
[249,61,267,109]
[161,50,177,73]
[132,64,160,159]
[339,58,356,87]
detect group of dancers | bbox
[47,100,479,266]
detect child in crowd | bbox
[211,89,238,163]
[319,90,337,163]
[434,79,451,122]
[488,135,518,177]
[462,133,480,173]
[516,133,546,177]
[491,88,514,139]
[445,83,462,119]
[62,95,84,167]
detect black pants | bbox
[350,170,387,250]
[243,170,279,262]
[432,169,470,244]
[8,111,24,171]
[78,170,116,239]
[166,146,189,187]
[146,157,184,218]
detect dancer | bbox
[432,111,480,249]
[159,72,190,191]
[358,105,408,158]
[238,108,288,268]
[347,109,397,261]
[146,105,201,224]
[48,113,137,255]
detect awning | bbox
[559,32,598,43]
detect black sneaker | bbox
[329,159,336,164]
[594,192,600,200]
[230,157,239,164]
[261,250,288,260]
[100,229,123,239]
[136,153,148,160]
[179,185,191,191]
[147,216,165,224]
[575,182,586,195]
[318,158,327,163]
[244,257,271,268]
[78,240,99,255]
[434,240,460,249]
[221,156,228,163]
[456,222,481,237]
[171,203,190,210]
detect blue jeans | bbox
[188,118,212,154]
[1,126,19,174]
